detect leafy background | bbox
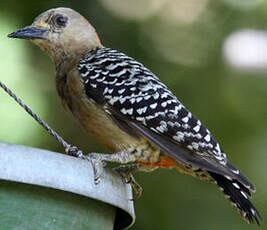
[0,0,266,229]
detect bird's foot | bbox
[86,151,135,185]
[65,148,137,187]
[65,146,106,184]
[86,153,107,185]
[114,163,143,201]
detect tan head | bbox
[8,7,102,65]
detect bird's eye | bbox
[53,14,68,28]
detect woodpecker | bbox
[8,7,262,224]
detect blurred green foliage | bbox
[0,0,266,229]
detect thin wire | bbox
[0,80,84,158]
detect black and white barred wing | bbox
[107,86,255,191]
[79,47,254,190]
[79,47,261,224]
[111,105,262,224]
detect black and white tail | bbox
[209,172,262,225]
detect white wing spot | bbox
[187,145,193,150]
[173,132,184,142]
[215,144,221,152]
[192,142,199,150]
[137,107,147,115]
[136,97,143,103]
[120,108,133,115]
[103,87,109,94]
[240,191,248,199]
[119,97,127,104]
[251,208,256,216]
[150,103,157,109]
[156,126,165,133]
[109,96,119,105]
[232,169,240,174]
[193,125,200,132]
[118,88,126,94]
[161,102,167,107]
[182,117,189,123]
[130,98,136,104]
[232,183,240,189]
[167,121,174,127]
[153,93,160,99]
[204,134,211,142]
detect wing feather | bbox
[79,47,255,191]
[109,107,254,190]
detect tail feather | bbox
[209,172,262,225]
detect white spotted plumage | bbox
[78,47,261,224]
[78,47,229,167]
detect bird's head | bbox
[8,7,102,65]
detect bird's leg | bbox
[66,147,146,199]
[86,151,136,184]
[66,148,142,198]
[66,147,137,184]
[65,146,105,184]
[114,163,143,200]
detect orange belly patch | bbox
[136,155,177,168]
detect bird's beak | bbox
[8,25,48,40]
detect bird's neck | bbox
[53,48,83,70]
[55,44,104,79]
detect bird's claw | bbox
[114,164,143,201]
[128,174,143,201]
[65,147,104,185]
[86,153,106,185]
